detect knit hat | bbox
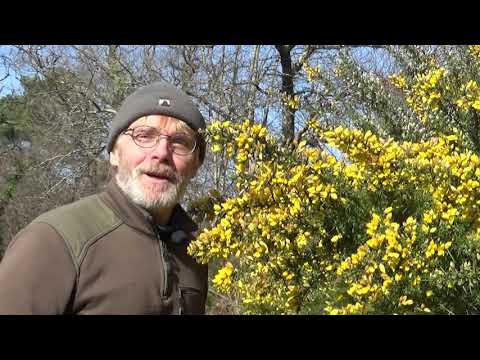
[107,81,206,163]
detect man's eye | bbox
[135,132,156,140]
[172,135,194,148]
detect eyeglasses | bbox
[122,126,197,156]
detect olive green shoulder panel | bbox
[32,194,122,272]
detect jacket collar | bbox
[99,180,198,239]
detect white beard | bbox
[115,163,189,211]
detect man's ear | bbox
[109,147,120,167]
[188,151,202,178]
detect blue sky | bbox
[0,45,22,97]
[0,74,21,97]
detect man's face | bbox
[109,115,200,211]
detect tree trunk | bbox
[275,45,296,144]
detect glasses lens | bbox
[170,133,196,155]
[132,126,158,147]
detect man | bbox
[0,82,208,314]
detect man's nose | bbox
[148,137,172,163]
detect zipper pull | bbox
[178,288,183,315]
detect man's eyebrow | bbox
[173,130,193,135]
[174,126,195,135]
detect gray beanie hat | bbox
[107,81,206,162]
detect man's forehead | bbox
[130,115,193,133]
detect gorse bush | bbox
[188,46,480,315]
[188,119,480,314]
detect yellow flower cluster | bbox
[469,45,480,60]
[456,80,480,112]
[311,123,404,191]
[283,94,301,111]
[303,62,322,82]
[403,67,447,123]
[207,120,271,174]
[212,262,234,292]
[390,64,480,122]
[389,74,406,89]
[325,208,450,314]
[189,119,480,314]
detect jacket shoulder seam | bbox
[76,220,123,270]
[31,194,122,273]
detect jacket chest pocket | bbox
[178,286,205,315]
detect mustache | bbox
[136,164,179,183]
